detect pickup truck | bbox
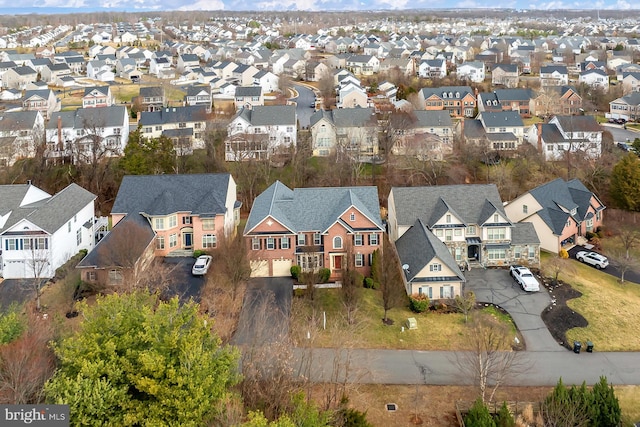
[509,265,540,292]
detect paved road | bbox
[292,84,316,129]
[602,122,639,143]
[302,348,640,386]
[465,268,561,351]
[568,245,640,284]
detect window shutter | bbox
[428,287,432,299]
[440,287,444,299]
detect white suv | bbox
[575,251,609,269]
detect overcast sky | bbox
[0,0,635,13]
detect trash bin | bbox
[573,341,582,354]
[586,341,594,353]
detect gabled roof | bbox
[412,110,453,128]
[235,86,262,97]
[244,180,382,235]
[526,178,602,235]
[511,222,540,245]
[139,105,208,126]
[111,173,233,217]
[47,106,127,130]
[139,86,163,98]
[479,111,524,128]
[83,86,110,97]
[0,111,41,130]
[234,105,295,126]
[540,65,568,74]
[0,183,96,234]
[420,86,475,100]
[76,213,155,269]
[390,184,509,229]
[395,219,465,283]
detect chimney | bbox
[537,122,543,152]
[57,115,63,150]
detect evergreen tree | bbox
[495,401,515,427]
[464,398,496,427]
[610,154,640,211]
[590,376,621,427]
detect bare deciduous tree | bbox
[373,238,406,324]
[0,312,56,404]
[213,232,252,302]
[454,313,528,403]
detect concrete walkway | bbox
[465,268,562,352]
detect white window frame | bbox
[154,217,165,230]
[202,234,217,248]
[354,234,363,246]
[355,253,364,267]
[369,234,379,246]
[156,235,165,250]
[281,237,290,250]
[252,237,261,250]
[266,237,275,250]
[333,236,343,249]
[169,233,177,248]
[430,263,442,272]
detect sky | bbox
[0,0,636,13]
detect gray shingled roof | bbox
[111,173,233,217]
[480,111,524,128]
[412,110,452,128]
[47,106,127,130]
[511,222,540,245]
[235,105,296,126]
[139,106,208,126]
[331,107,376,128]
[139,86,163,98]
[420,85,474,100]
[244,180,383,235]
[526,178,602,235]
[390,184,509,229]
[395,219,465,283]
[0,183,96,234]
[554,115,601,132]
[235,86,262,97]
[0,111,40,131]
[76,213,154,268]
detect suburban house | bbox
[77,173,241,286]
[477,88,535,117]
[621,71,640,95]
[390,110,454,160]
[418,59,447,79]
[82,86,114,109]
[533,86,583,117]
[309,107,378,158]
[337,82,368,109]
[505,178,605,253]
[139,106,209,155]
[608,92,640,121]
[0,111,45,167]
[0,182,97,279]
[540,65,569,87]
[395,219,466,299]
[346,54,380,75]
[184,85,212,111]
[86,60,114,81]
[22,89,60,120]
[40,62,71,84]
[46,106,130,163]
[526,115,603,160]
[177,54,200,73]
[252,70,279,93]
[388,185,540,269]
[3,66,38,90]
[138,86,165,112]
[243,180,384,279]
[226,105,297,161]
[419,86,476,118]
[579,69,609,92]
[234,86,264,110]
[491,64,519,88]
[463,111,525,152]
[456,61,485,83]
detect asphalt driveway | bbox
[465,268,562,352]
[232,277,293,346]
[0,278,39,310]
[567,245,640,284]
[160,257,207,302]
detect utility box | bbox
[406,317,418,330]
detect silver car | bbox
[192,255,212,276]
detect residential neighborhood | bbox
[0,8,640,427]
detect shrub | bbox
[464,398,496,427]
[363,277,379,289]
[558,248,569,259]
[585,231,596,240]
[495,401,515,427]
[409,294,429,313]
[293,288,306,298]
[318,268,331,283]
[290,265,301,280]
[193,250,206,258]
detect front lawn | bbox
[541,252,640,351]
[290,288,514,351]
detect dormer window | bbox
[570,208,577,215]
[455,92,460,98]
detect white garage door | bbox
[250,260,269,277]
[272,259,293,277]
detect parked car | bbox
[509,265,540,292]
[191,255,212,276]
[575,251,609,269]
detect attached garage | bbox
[250,260,269,277]
[272,258,293,277]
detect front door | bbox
[334,255,342,270]
[183,232,193,249]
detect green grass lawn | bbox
[541,252,640,351]
[290,288,515,351]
